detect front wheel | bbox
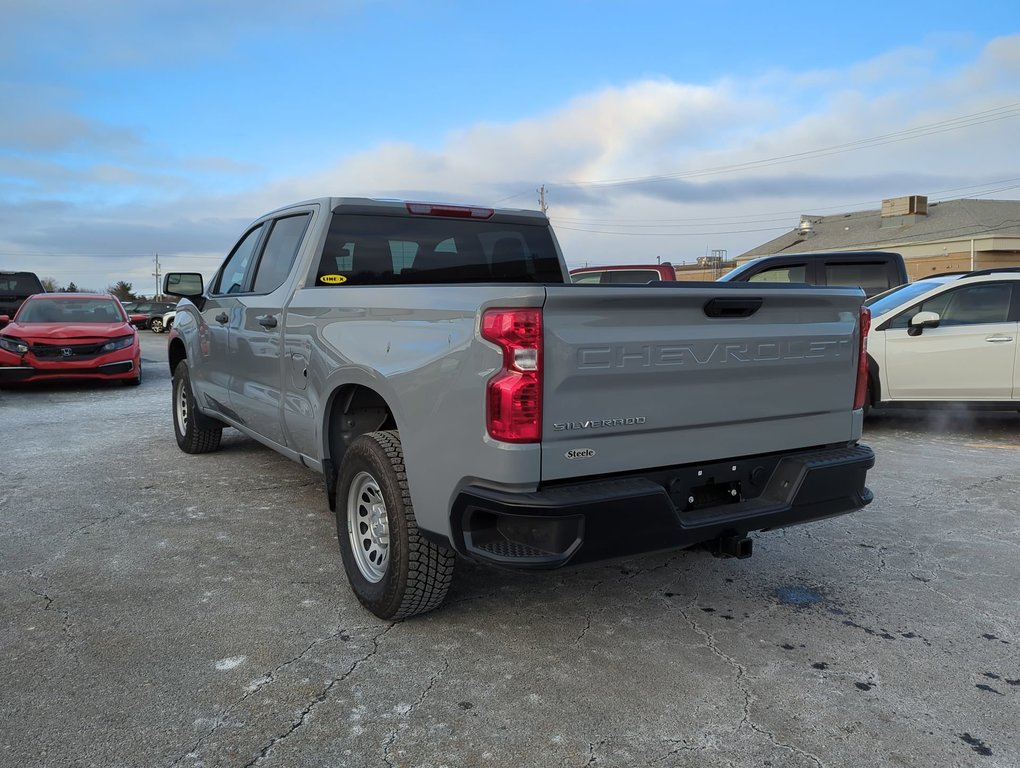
[336,431,455,619]
[172,361,222,453]
[150,318,164,333]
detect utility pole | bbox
[537,185,548,215]
[153,253,161,299]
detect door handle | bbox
[215,312,229,324]
[984,336,1014,343]
[257,314,278,329]
[703,297,763,318]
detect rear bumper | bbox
[450,443,875,568]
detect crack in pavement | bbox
[240,622,397,768]
[167,620,389,768]
[381,658,449,767]
[672,595,825,768]
[24,570,74,647]
[67,508,130,539]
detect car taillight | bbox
[853,306,871,410]
[481,308,542,443]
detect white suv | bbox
[863,268,1020,411]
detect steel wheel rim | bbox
[175,377,189,433]
[347,471,390,583]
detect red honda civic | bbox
[0,294,141,385]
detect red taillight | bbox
[853,306,871,410]
[481,308,542,443]
[405,202,494,219]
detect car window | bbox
[889,283,1012,328]
[213,224,265,294]
[314,214,562,285]
[0,274,44,293]
[570,272,603,284]
[825,262,891,293]
[747,264,806,283]
[17,298,123,323]
[607,270,662,283]
[252,214,311,294]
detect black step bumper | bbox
[450,443,875,568]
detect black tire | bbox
[172,361,222,453]
[150,318,164,333]
[336,431,455,620]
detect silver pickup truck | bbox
[164,197,875,619]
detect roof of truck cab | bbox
[255,197,549,223]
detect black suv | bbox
[0,271,45,322]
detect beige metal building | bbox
[732,195,1020,279]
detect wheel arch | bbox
[866,352,881,405]
[321,383,398,510]
[168,336,187,376]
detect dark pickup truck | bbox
[0,271,45,322]
[719,251,909,298]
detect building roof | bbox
[740,198,1020,259]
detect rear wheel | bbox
[336,431,455,619]
[150,318,164,333]
[172,361,222,453]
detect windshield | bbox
[17,297,125,323]
[864,277,957,316]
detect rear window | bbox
[313,214,563,285]
[0,273,44,294]
[571,269,662,284]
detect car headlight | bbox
[0,336,29,354]
[100,335,135,352]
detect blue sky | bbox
[2,0,1019,294]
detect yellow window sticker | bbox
[320,274,348,285]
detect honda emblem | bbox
[61,348,73,357]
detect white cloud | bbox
[1,33,1017,285]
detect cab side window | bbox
[747,264,806,283]
[252,214,311,294]
[213,224,265,295]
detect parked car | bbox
[0,271,45,320]
[863,267,1020,412]
[0,293,141,386]
[128,301,177,330]
[570,263,675,283]
[152,309,175,334]
[719,251,908,298]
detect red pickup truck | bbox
[569,263,675,284]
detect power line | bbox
[489,104,1020,206]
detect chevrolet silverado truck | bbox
[164,197,875,620]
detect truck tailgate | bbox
[541,284,864,481]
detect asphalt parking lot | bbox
[1,332,1018,768]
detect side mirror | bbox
[164,272,204,298]
[907,310,940,336]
